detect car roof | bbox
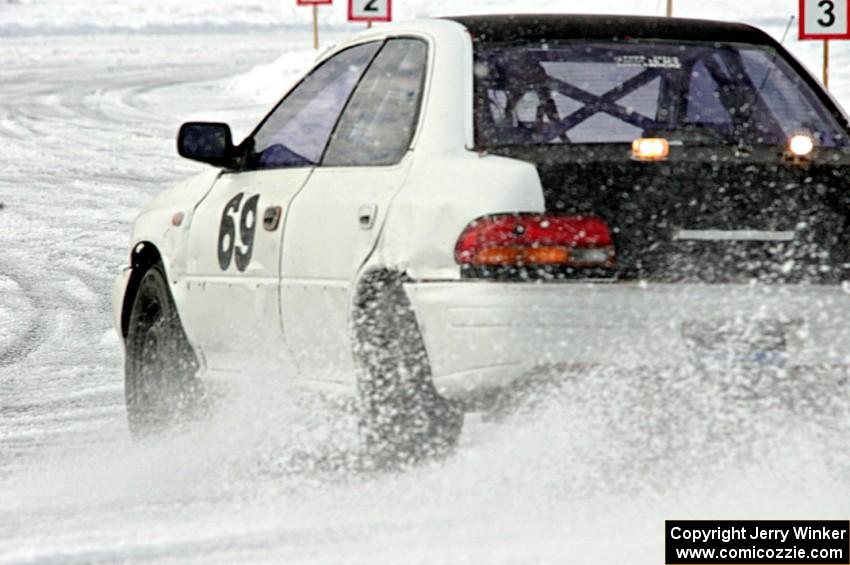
[445,14,775,45]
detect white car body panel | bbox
[407,282,850,400]
[374,152,543,281]
[281,155,415,381]
[132,169,221,278]
[180,168,312,371]
[119,169,220,346]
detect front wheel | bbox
[124,263,204,437]
[352,272,464,467]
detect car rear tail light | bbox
[454,214,616,269]
[631,137,669,161]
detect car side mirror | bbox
[177,122,237,168]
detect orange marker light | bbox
[631,138,670,161]
[171,212,185,227]
[473,246,572,266]
[474,247,522,265]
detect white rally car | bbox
[114,15,850,462]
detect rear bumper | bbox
[405,281,850,401]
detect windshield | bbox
[474,40,849,149]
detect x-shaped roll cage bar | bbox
[479,45,785,143]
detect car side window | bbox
[322,38,428,167]
[247,42,381,170]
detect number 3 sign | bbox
[800,0,849,89]
[800,0,850,39]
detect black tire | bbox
[125,263,204,437]
[352,272,464,467]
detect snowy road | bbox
[3,18,850,565]
[0,32,294,469]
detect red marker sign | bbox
[799,0,850,39]
[799,0,850,89]
[348,0,392,23]
[297,0,332,50]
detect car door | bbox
[179,41,381,373]
[280,38,430,381]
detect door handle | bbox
[358,204,377,230]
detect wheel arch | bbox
[120,241,165,338]
[349,265,464,463]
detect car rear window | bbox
[473,40,849,149]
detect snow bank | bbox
[218,0,850,109]
[3,0,848,118]
[0,0,822,36]
[0,0,285,36]
[225,49,319,107]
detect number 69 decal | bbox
[218,192,260,272]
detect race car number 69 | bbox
[217,192,259,272]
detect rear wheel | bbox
[125,263,204,437]
[352,272,464,467]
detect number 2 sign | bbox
[800,0,850,39]
[348,0,392,23]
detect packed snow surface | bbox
[3,1,850,563]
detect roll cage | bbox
[474,42,791,147]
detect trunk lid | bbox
[500,146,850,284]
